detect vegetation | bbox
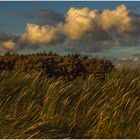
[0,63,140,138]
[0,52,114,81]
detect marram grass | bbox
[0,68,140,138]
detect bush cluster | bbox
[0,52,114,80]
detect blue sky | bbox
[0,1,140,64]
[0,1,140,34]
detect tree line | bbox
[0,51,114,81]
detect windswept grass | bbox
[0,67,140,138]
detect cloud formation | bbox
[22,5,140,48]
[63,7,98,40]
[21,23,64,45]
[1,4,140,52]
[0,40,18,51]
[63,5,134,39]
[12,9,65,25]
[0,32,20,51]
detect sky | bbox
[0,1,140,64]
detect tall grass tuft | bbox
[0,67,140,138]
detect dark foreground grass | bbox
[0,67,140,138]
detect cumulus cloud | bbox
[0,31,31,52]
[21,23,65,45]
[0,40,18,51]
[22,5,140,49]
[63,7,98,40]
[0,31,20,51]
[63,5,134,40]
[101,5,132,33]
[1,4,140,52]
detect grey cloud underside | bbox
[0,5,140,55]
[11,9,65,25]
[0,32,18,42]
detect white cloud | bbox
[1,4,140,52]
[21,23,64,45]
